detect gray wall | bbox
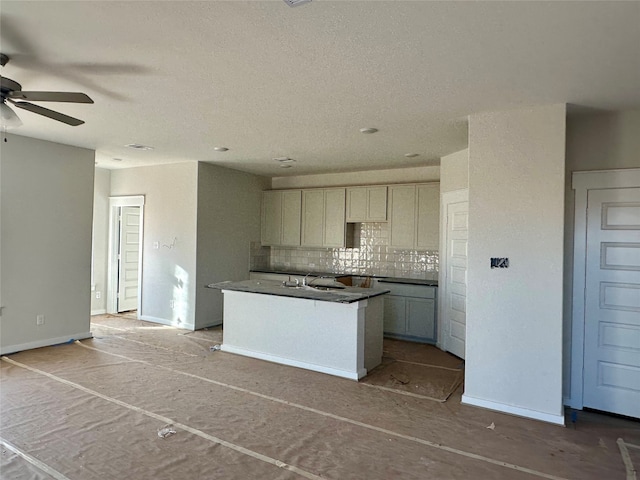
[91,167,111,314]
[110,162,199,329]
[0,134,95,354]
[195,163,269,329]
[464,105,566,423]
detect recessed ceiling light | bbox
[359,127,378,134]
[273,157,295,163]
[213,147,229,152]
[404,153,420,158]
[113,157,123,162]
[125,143,154,150]
[279,164,293,169]
[283,0,312,7]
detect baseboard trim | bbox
[221,344,364,380]
[139,315,195,331]
[461,394,565,426]
[91,309,107,316]
[1,332,93,356]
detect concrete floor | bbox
[1,314,638,479]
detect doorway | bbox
[438,189,469,359]
[107,196,144,315]
[571,169,640,418]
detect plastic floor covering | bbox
[1,314,639,479]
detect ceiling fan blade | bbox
[8,91,94,103]
[11,101,84,126]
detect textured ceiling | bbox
[1,1,639,177]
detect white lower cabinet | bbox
[382,283,436,343]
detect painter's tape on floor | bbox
[72,341,568,480]
[360,382,448,402]
[618,438,638,480]
[1,356,323,480]
[0,436,70,480]
[391,358,463,372]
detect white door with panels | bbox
[441,190,468,359]
[583,187,640,418]
[117,206,140,312]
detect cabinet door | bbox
[261,191,282,246]
[346,187,367,222]
[406,298,436,340]
[281,190,302,246]
[389,185,416,248]
[367,186,388,221]
[383,296,406,334]
[324,188,346,247]
[301,190,324,246]
[416,184,440,250]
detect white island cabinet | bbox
[210,280,388,380]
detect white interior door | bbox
[583,187,640,418]
[117,206,140,312]
[442,192,468,359]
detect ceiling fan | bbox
[1,53,93,127]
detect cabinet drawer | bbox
[380,283,436,298]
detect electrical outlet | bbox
[153,241,160,249]
[95,291,101,299]
[170,300,175,309]
[36,314,45,326]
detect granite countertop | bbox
[207,279,390,304]
[377,277,438,287]
[250,269,438,287]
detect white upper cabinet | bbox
[389,185,417,248]
[281,190,303,246]
[346,186,387,222]
[301,189,325,246]
[261,190,301,246]
[262,183,437,250]
[389,183,440,249]
[416,184,440,249]
[302,188,346,247]
[323,188,347,247]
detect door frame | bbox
[107,195,145,315]
[569,168,640,409]
[438,188,468,353]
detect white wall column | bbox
[462,105,566,425]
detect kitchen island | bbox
[207,280,389,380]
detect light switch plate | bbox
[491,257,509,269]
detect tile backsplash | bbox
[250,223,438,280]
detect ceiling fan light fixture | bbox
[1,102,22,128]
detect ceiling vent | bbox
[283,0,312,7]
